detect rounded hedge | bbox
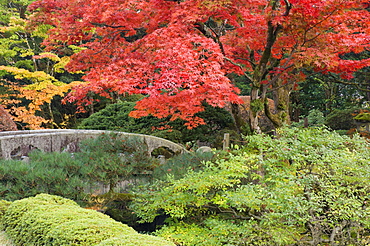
[1,194,174,246]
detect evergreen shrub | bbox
[325,108,360,130]
[354,112,370,122]
[0,200,11,215]
[97,234,176,246]
[1,194,174,246]
[152,151,216,181]
[0,152,88,201]
[75,133,160,192]
[78,101,236,147]
[291,109,325,128]
[0,133,160,202]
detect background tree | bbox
[0,1,84,129]
[291,50,370,121]
[28,0,370,133]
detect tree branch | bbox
[224,57,254,83]
[90,22,130,30]
[282,0,293,16]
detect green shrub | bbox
[0,152,89,202]
[75,133,160,192]
[291,109,325,128]
[2,194,174,246]
[2,194,79,244]
[0,133,160,201]
[0,200,12,217]
[152,151,216,181]
[44,218,134,245]
[334,129,348,135]
[131,128,370,245]
[0,200,12,230]
[354,112,370,122]
[79,102,143,131]
[325,108,360,130]
[97,234,174,246]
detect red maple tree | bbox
[29,0,370,131]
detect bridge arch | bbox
[0,129,186,160]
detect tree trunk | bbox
[249,87,262,134]
[230,103,243,136]
[265,80,292,128]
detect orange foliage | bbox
[0,66,81,129]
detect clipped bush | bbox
[97,234,176,246]
[0,200,12,217]
[0,200,12,230]
[2,194,174,246]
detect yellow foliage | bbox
[0,66,82,129]
[0,16,27,33]
[54,57,70,73]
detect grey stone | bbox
[0,129,187,160]
[196,146,213,153]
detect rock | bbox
[196,146,213,153]
[0,105,17,131]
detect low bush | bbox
[0,133,160,202]
[0,152,88,202]
[0,200,12,230]
[152,151,216,181]
[291,109,325,128]
[97,234,176,246]
[1,194,174,246]
[131,128,370,245]
[75,133,160,193]
[0,200,11,217]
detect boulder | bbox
[0,105,17,131]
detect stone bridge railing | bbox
[0,129,186,160]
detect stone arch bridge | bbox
[0,129,186,160]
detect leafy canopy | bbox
[0,2,82,129]
[28,0,370,128]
